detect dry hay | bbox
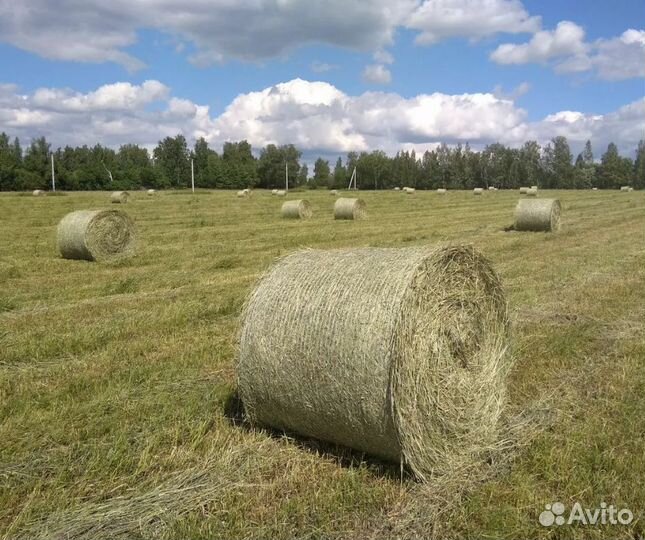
[57,209,136,261]
[110,191,129,204]
[281,199,313,219]
[237,244,511,481]
[519,187,529,194]
[32,189,46,196]
[146,189,156,196]
[514,198,561,232]
[330,189,339,195]
[620,186,634,192]
[394,187,401,191]
[437,188,447,194]
[592,187,598,191]
[531,185,538,190]
[333,197,366,220]
[526,187,538,196]
[271,189,278,195]
[488,186,497,191]
[275,190,287,197]
[473,188,484,195]
[236,190,248,198]
[405,187,416,194]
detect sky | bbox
[0,0,643,162]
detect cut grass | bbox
[1,189,644,539]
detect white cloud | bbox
[310,61,338,73]
[492,23,645,80]
[492,81,531,100]
[0,78,642,158]
[407,0,540,44]
[362,64,392,85]
[373,50,394,64]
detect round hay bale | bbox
[236,190,248,198]
[514,198,561,232]
[620,186,633,192]
[110,191,129,204]
[526,187,538,196]
[437,188,447,194]
[330,189,339,195]
[281,199,313,219]
[473,188,484,195]
[519,187,529,194]
[405,187,416,194]
[146,189,156,196]
[271,189,278,195]
[394,187,401,191]
[334,198,366,220]
[57,209,136,261]
[237,244,510,480]
[592,187,598,191]
[32,189,45,196]
[531,185,538,190]
[275,190,287,197]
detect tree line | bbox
[0,132,643,191]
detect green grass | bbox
[1,188,644,539]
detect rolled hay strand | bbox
[281,199,313,219]
[237,244,510,480]
[110,191,129,204]
[526,187,538,196]
[514,198,561,232]
[146,189,156,196]
[437,188,447,194]
[275,190,287,197]
[57,209,136,261]
[473,188,484,195]
[519,187,529,194]
[32,189,45,196]
[334,197,366,220]
[236,190,248,198]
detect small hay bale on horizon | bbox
[281,199,313,219]
[32,189,46,196]
[620,186,633,192]
[514,198,561,232]
[330,189,339,195]
[526,188,538,196]
[405,187,416,194]
[437,188,447,194]
[333,198,366,220]
[394,187,401,191]
[237,244,511,481]
[271,189,278,195]
[519,187,529,194]
[57,209,136,261]
[473,188,484,195]
[111,191,129,204]
[275,190,287,197]
[147,189,156,196]
[236,190,248,198]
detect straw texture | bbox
[57,209,136,261]
[110,191,129,204]
[281,199,313,219]
[237,244,510,481]
[333,198,366,220]
[514,198,561,232]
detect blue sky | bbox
[0,0,643,158]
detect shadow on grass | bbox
[223,390,406,482]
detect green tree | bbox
[541,137,573,188]
[153,135,191,188]
[193,138,211,187]
[633,140,645,190]
[312,158,330,188]
[598,142,632,189]
[332,157,346,189]
[0,133,21,190]
[23,136,51,189]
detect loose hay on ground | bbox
[57,209,136,261]
[237,244,511,481]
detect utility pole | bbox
[191,158,195,193]
[51,154,56,192]
[285,161,289,192]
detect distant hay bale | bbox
[236,190,248,198]
[146,189,156,196]
[526,188,538,196]
[473,188,484,195]
[514,198,561,232]
[531,185,538,190]
[519,187,529,194]
[334,198,366,220]
[281,199,313,219]
[271,189,278,195]
[57,209,136,261]
[237,244,510,481]
[620,186,633,192]
[405,187,416,194]
[275,190,287,197]
[437,188,447,194]
[592,187,598,191]
[330,189,339,195]
[394,187,401,191]
[32,189,45,196]
[110,191,129,204]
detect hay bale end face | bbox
[237,245,510,480]
[473,188,484,195]
[111,191,129,204]
[334,197,366,220]
[281,199,313,219]
[514,198,561,232]
[57,209,136,261]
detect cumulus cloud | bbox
[362,64,392,85]
[407,0,540,44]
[310,61,338,73]
[492,23,645,80]
[0,78,642,158]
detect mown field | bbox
[1,189,644,539]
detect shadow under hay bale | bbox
[514,198,561,232]
[333,198,366,220]
[281,199,312,219]
[110,191,129,204]
[237,245,511,481]
[57,209,136,261]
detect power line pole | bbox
[51,154,56,192]
[191,158,195,193]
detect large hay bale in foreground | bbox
[237,245,510,480]
[437,188,447,194]
[57,209,136,261]
[519,187,529,194]
[32,189,45,196]
[514,198,561,232]
[526,188,538,196]
[110,191,129,204]
[281,199,312,219]
[334,198,366,220]
[473,188,484,195]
